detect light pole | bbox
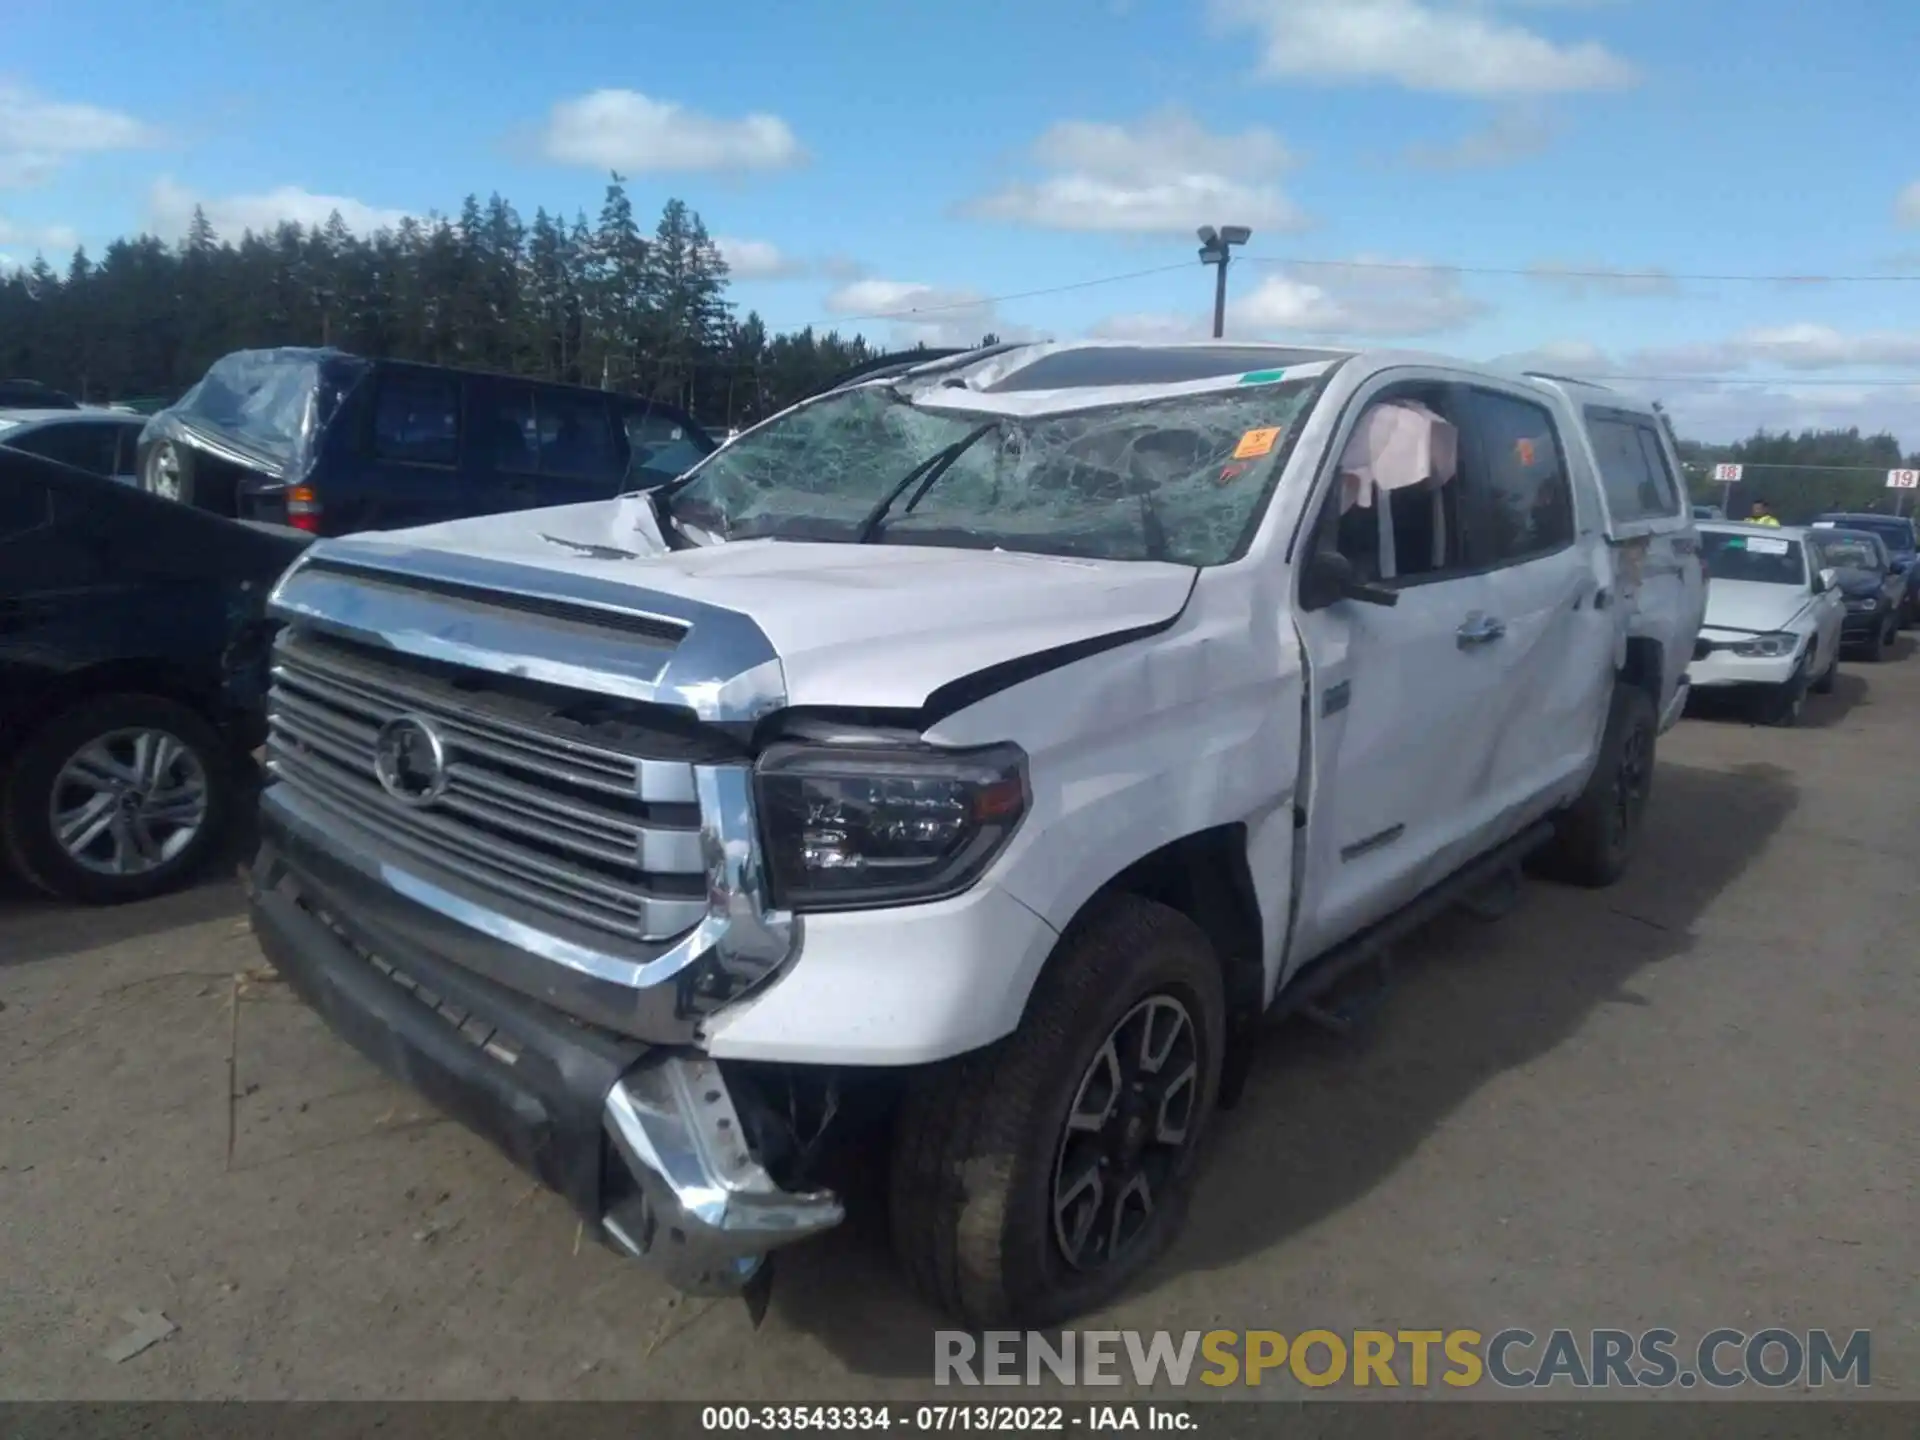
[1197,224,1252,338]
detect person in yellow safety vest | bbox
[1747,499,1782,526]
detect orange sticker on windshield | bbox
[1515,438,1536,465]
[1234,426,1282,459]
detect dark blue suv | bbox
[134,349,716,538]
[1810,512,1920,628]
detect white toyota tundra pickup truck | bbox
[244,342,1707,1326]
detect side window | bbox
[372,370,460,467]
[1316,388,1466,584]
[476,386,540,475]
[9,422,119,477]
[1632,426,1682,517]
[1459,389,1574,566]
[623,411,709,483]
[1585,414,1677,524]
[535,391,617,479]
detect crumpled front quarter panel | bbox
[930,563,1305,1003]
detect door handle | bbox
[1456,612,1506,648]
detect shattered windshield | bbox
[657,377,1324,565]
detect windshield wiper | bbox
[853,422,999,544]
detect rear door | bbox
[1574,404,1706,720]
[465,379,623,517]
[1452,384,1618,818]
[348,364,467,532]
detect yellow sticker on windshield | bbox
[1234,426,1281,459]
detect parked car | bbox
[0,407,149,484]
[1808,527,1905,661]
[1809,512,1919,627]
[1686,522,1845,725]
[135,348,718,537]
[241,341,1705,1327]
[1692,503,1725,521]
[0,379,78,410]
[0,445,311,904]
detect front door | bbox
[1288,374,1613,969]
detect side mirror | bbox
[1303,549,1400,610]
[1815,567,1838,594]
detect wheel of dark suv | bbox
[2,694,238,905]
[888,893,1227,1327]
[1862,614,1895,663]
[1529,681,1657,889]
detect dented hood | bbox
[1701,580,1819,636]
[309,498,1197,712]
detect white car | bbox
[1687,522,1844,725]
[243,342,1706,1326]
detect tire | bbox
[1530,682,1657,889]
[1761,653,1811,728]
[1,693,238,905]
[1810,645,1838,695]
[142,438,195,506]
[1861,616,1891,664]
[888,893,1227,1328]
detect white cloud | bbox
[1632,325,1920,374]
[1896,181,1920,228]
[1212,0,1638,95]
[1405,105,1557,169]
[0,214,79,253]
[962,109,1309,235]
[0,82,159,188]
[1527,260,1680,298]
[145,177,411,242]
[714,237,809,281]
[1487,339,1613,375]
[537,90,804,174]
[1088,312,1214,343]
[822,278,1038,349]
[1087,257,1484,344]
[1491,336,1920,446]
[1238,256,1488,337]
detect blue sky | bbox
[5,0,1920,443]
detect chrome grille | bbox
[265,631,710,944]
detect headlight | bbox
[1730,632,1799,658]
[1846,597,1878,611]
[755,740,1029,911]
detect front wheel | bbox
[1530,681,1657,888]
[1,694,238,904]
[1857,616,1889,664]
[889,894,1227,1327]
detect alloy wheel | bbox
[48,727,209,876]
[1051,994,1201,1273]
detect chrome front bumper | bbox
[602,1057,844,1291]
[248,817,843,1296]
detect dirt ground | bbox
[2,652,1914,1403]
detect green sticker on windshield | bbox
[1238,368,1288,385]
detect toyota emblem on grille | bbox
[373,715,449,807]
